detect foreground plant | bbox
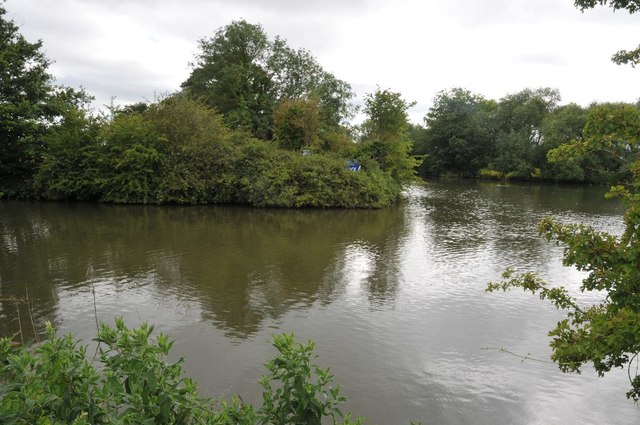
[0,319,389,424]
[259,334,345,424]
[0,319,211,424]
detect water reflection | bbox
[0,202,407,340]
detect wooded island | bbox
[3,8,638,208]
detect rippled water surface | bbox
[1,179,638,424]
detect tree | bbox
[181,20,273,138]
[0,2,74,196]
[33,102,104,201]
[359,88,419,183]
[419,88,496,176]
[538,103,588,181]
[487,100,640,400]
[267,38,355,128]
[574,0,640,66]
[494,87,560,139]
[147,94,238,204]
[182,20,354,140]
[549,102,640,182]
[490,88,560,177]
[98,111,166,204]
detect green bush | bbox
[33,107,105,201]
[229,140,399,208]
[260,334,345,425]
[32,95,405,208]
[1,320,401,424]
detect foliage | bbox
[487,102,640,400]
[267,37,355,129]
[33,105,104,201]
[489,88,560,178]
[359,88,420,183]
[0,323,99,424]
[539,103,587,151]
[1,320,410,424]
[0,320,208,424]
[414,85,639,184]
[415,87,563,180]
[419,88,496,176]
[493,88,560,136]
[29,94,400,208]
[14,19,394,209]
[98,111,167,203]
[182,20,354,139]
[97,319,208,423]
[259,334,345,425]
[538,103,588,182]
[477,168,503,179]
[493,130,536,179]
[274,98,320,152]
[548,102,640,182]
[146,94,238,204]
[181,20,273,138]
[0,3,87,197]
[235,140,398,208]
[573,0,640,65]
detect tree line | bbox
[0,9,417,208]
[411,87,640,183]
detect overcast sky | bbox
[5,0,639,123]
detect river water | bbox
[1,179,638,424]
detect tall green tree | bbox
[182,20,354,140]
[181,20,273,138]
[494,88,560,136]
[0,3,82,196]
[419,88,496,176]
[359,88,419,183]
[267,38,354,128]
[549,102,640,182]
[33,102,104,201]
[538,103,588,181]
[491,88,560,177]
[539,103,587,151]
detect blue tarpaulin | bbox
[347,159,361,171]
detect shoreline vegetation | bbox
[411,87,640,185]
[2,5,637,208]
[1,10,417,209]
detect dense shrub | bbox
[33,95,404,208]
[33,107,105,201]
[0,320,385,424]
[235,145,398,208]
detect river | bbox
[0,179,638,424]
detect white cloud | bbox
[5,0,639,123]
